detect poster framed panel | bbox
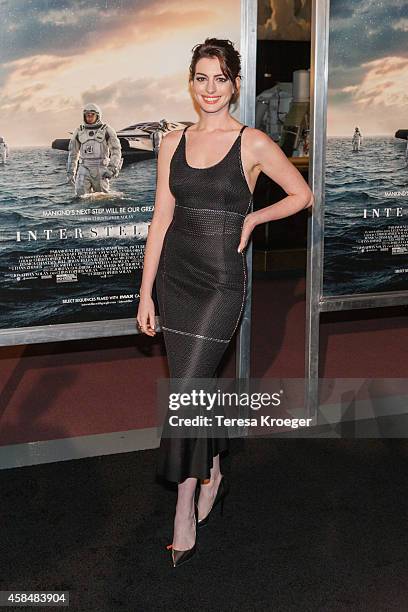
[317,0,408,312]
[306,0,408,419]
[0,0,253,347]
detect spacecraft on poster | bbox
[52,120,192,164]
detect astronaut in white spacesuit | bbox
[352,126,362,152]
[67,103,122,196]
[0,137,9,164]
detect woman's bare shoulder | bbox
[243,127,276,146]
[162,128,185,141]
[159,128,185,156]
[243,127,283,159]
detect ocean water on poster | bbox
[0,147,156,328]
[324,137,408,296]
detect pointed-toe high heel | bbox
[166,505,198,568]
[197,475,229,529]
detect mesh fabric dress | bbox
[156,125,252,483]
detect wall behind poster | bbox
[323,0,408,297]
[0,0,241,341]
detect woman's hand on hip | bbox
[237,212,257,253]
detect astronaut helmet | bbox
[83,103,102,127]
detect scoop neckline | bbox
[183,127,244,171]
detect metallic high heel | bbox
[197,475,229,528]
[166,504,198,567]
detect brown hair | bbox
[189,38,242,105]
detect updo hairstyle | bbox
[189,38,242,105]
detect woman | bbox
[136,38,313,567]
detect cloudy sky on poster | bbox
[328,0,408,136]
[0,0,240,146]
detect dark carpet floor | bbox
[2,437,408,611]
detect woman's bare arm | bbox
[136,130,181,334]
[238,128,314,252]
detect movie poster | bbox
[257,0,311,41]
[0,0,241,340]
[323,0,408,297]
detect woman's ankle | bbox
[175,498,195,517]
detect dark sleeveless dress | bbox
[156,124,252,483]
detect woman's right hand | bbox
[136,295,156,336]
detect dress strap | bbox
[239,125,247,135]
[183,125,190,135]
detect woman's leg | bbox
[172,476,198,550]
[157,331,229,548]
[197,453,223,521]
